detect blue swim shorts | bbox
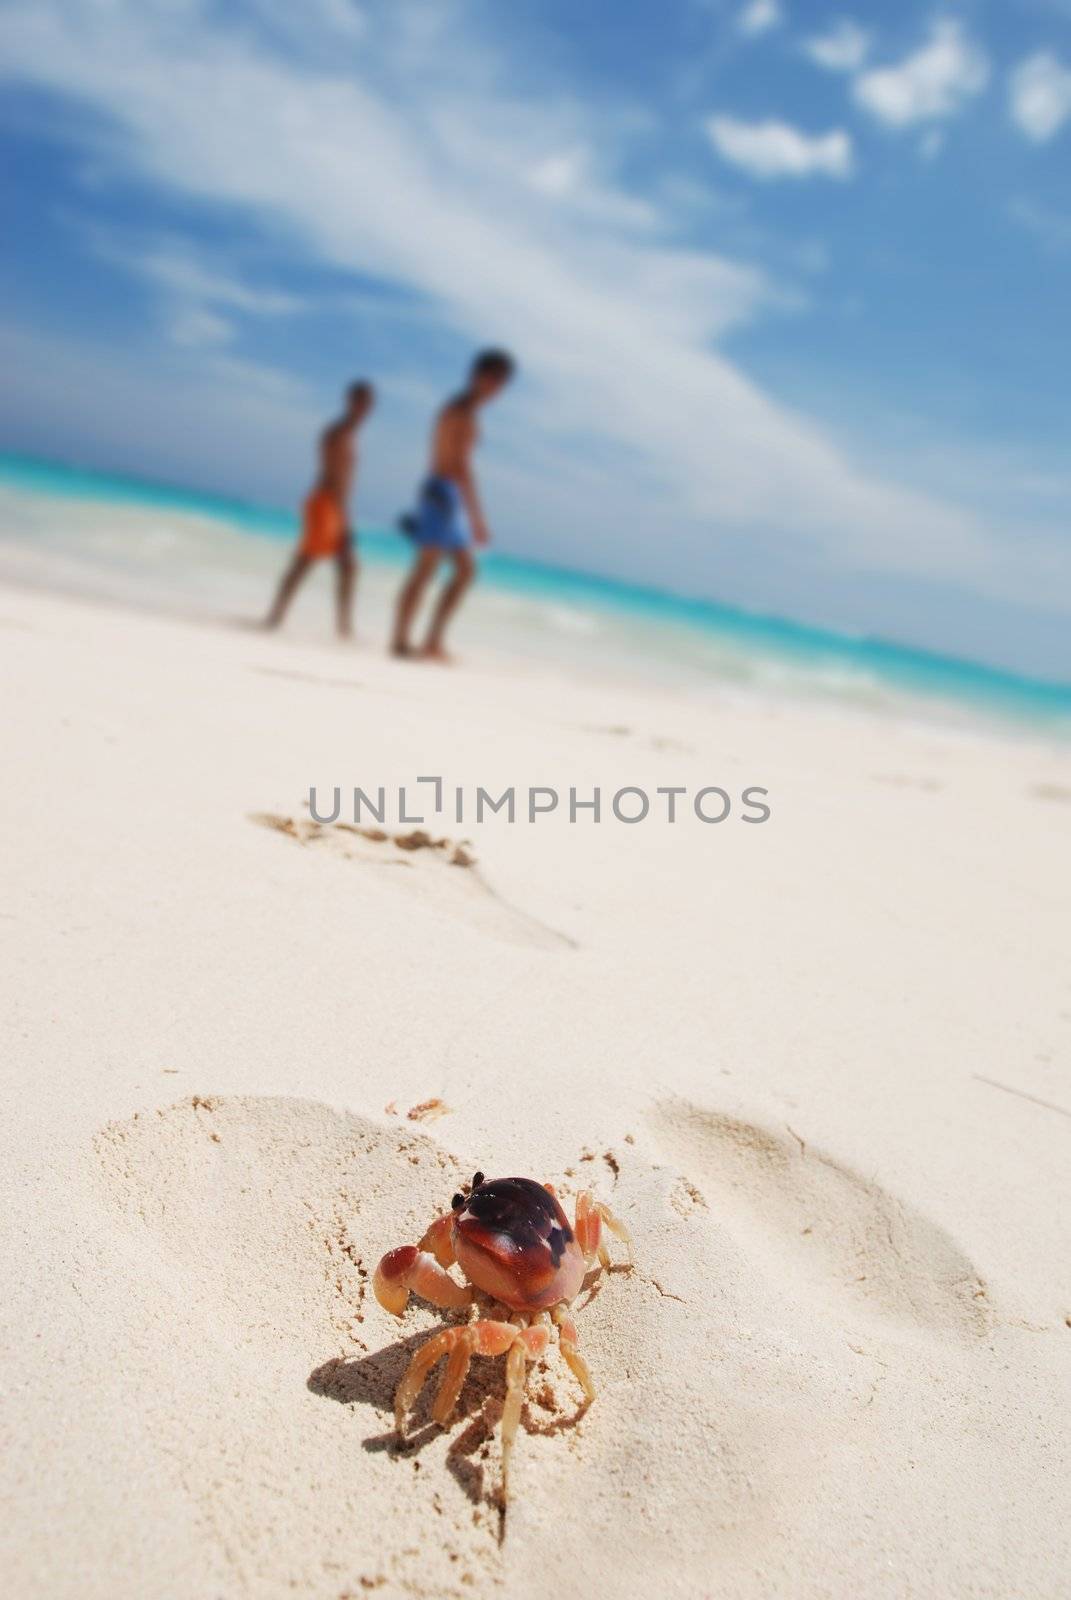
[398,476,471,552]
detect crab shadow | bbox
[308,1328,591,1513]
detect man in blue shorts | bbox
[391,348,515,661]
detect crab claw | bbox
[373,1244,473,1317]
[373,1246,418,1316]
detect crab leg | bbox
[395,1319,511,1434]
[574,1190,632,1269]
[597,1200,633,1261]
[500,1338,529,1496]
[501,1320,550,1496]
[552,1303,595,1404]
[395,1327,459,1432]
[418,1212,457,1267]
[433,1332,474,1426]
[574,1190,602,1265]
[394,1316,550,1496]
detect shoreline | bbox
[2,551,1069,765]
[2,456,1069,741]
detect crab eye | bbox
[471,1171,485,1189]
[450,1192,464,1210]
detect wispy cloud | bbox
[80,226,310,356]
[0,316,319,490]
[1008,52,1071,142]
[168,306,233,348]
[737,0,784,38]
[854,20,988,129]
[1008,196,1071,252]
[707,116,854,180]
[91,235,308,316]
[802,18,870,74]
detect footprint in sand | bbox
[93,1098,507,1588]
[94,1096,468,1362]
[249,811,577,952]
[646,1100,991,1343]
[91,1098,723,1591]
[249,665,368,691]
[90,1096,1022,1596]
[872,771,942,793]
[1029,782,1071,804]
[579,724,693,754]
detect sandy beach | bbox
[1,577,1068,1598]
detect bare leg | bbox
[335,541,357,637]
[265,553,313,629]
[392,547,440,656]
[422,548,475,661]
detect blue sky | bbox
[1,0,1069,676]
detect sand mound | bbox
[647,1101,992,1341]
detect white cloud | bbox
[707,116,854,180]
[521,144,657,229]
[1,0,1066,627]
[854,20,988,129]
[247,0,364,46]
[527,148,587,198]
[1009,52,1071,142]
[737,0,784,37]
[802,18,870,74]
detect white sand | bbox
[1,580,1069,1599]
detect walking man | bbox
[392,350,514,661]
[265,380,374,637]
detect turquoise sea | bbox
[1,452,1069,736]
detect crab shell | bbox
[453,1176,586,1311]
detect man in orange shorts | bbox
[265,380,374,637]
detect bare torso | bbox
[430,396,478,483]
[315,419,356,507]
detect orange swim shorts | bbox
[299,490,349,559]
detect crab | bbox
[372,1171,632,1494]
